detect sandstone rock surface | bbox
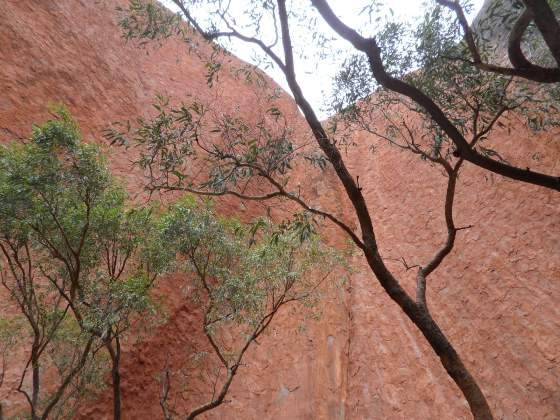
[0,1,559,419]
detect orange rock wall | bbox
[0,1,559,419]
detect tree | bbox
[111,1,560,419]
[311,0,560,190]
[0,108,162,419]
[156,197,336,419]
[90,194,163,420]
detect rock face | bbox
[1,1,559,419]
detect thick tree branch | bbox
[522,0,560,67]
[437,0,560,83]
[416,269,427,309]
[421,161,462,278]
[311,0,559,192]
[508,8,537,70]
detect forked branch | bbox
[311,0,560,191]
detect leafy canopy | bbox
[0,107,161,418]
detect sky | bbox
[161,0,485,118]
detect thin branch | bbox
[170,0,286,71]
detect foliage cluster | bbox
[111,1,560,419]
[0,109,333,419]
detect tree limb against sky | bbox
[161,0,485,119]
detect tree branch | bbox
[436,0,560,83]
[522,0,560,67]
[170,0,286,71]
[311,0,560,192]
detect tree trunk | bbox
[275,2,494,416]
[106,336,122,420]
[363,250,493,420]
[417,308,492,419]
[31,347,40,420]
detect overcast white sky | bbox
[161,0,484,118]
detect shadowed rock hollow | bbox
[0,0,559,419]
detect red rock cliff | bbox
[1,1,559,419]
